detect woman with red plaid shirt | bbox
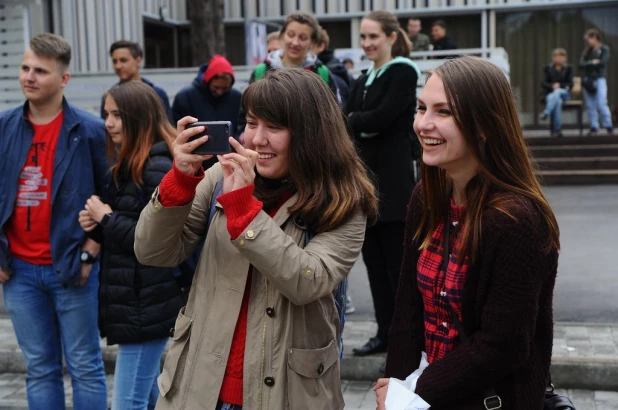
[375,56,560,410]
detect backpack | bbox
[254,62,330,85]
[206,178,347,358]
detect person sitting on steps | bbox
[539,48,573,138]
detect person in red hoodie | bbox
[172,55,242,169]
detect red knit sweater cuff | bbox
[158,162,205,207]
[219,375,243,406]
[216,184,263,240]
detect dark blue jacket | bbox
[101,77,172,122]
[0,99,109,285]
[171,64,242,135]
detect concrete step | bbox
[536,157,618,172]
[527,135,618,146]
[530,144,618,158]
[537,170,618,185]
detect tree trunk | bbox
[188,0,226,66]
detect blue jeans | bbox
[544,88,570,133]
[3,257,107,410]
[112,338,168,410]
[584,77,613,130]
[216,402,243,410]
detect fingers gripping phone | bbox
[185,121,232,155]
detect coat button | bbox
[246,230,255,238]
[266,307,275,317]
[264,377,275,387]
[317,363,324,375]
[239,239,246,246]
[169,327,175,337]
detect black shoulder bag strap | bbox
[441,209,503,410]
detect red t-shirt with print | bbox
[6,112,64,264]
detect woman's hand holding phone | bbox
[173,116,213,176]
[217,138,259,194]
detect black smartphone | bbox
[185,121,232,155]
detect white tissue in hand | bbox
[384,352,431,410]
[385,379,430,409]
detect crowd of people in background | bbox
[0,7,610,410]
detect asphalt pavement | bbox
[347,184,618,324]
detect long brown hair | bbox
[241,68,379,233]
[364,11,411,58]
[103,81,175,187]
[416,56,560,261]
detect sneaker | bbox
[587,128,598,137]
[607,128,614,135]
[346,295,356,314]
[552,130,563,138]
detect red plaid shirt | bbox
[417,199,468,364]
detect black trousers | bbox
[361,221,406,342]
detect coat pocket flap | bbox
[172,306,193,341]
[288,339,339,379]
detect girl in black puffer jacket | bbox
[78,81,185,410]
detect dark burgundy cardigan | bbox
[385,185,559,410]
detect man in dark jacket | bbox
[0,33,108,409]
[313,26,350,106]
[540,48,574,137]
[172,55,242,170]
[100,40,172,121]
[430,20,458,59]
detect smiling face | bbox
[360,18,395,63]
[244,112,291,180]
[103,95,124,145]
[282,21,313,64]
[19,48,69,105]
[414,74,478,176]
[111,48,141,82]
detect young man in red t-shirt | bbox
[0,34,108,409]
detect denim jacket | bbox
[0,98,109,285]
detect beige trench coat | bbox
[134,164,367,410]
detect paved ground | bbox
[2,186,617,323]
[346,184,618,324]
[0,373,616,410]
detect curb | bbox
[1,348,617,392]
[338,354,618,392]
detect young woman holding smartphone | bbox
[134,68,378,410]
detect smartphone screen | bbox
[185,121,232,155]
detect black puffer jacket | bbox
[98,140,185,345]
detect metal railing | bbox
[224,0,614,21]
[0,48,509,115]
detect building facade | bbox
[1,0,616,127]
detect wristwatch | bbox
[100,212,112,226]
[80,250,97,264]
